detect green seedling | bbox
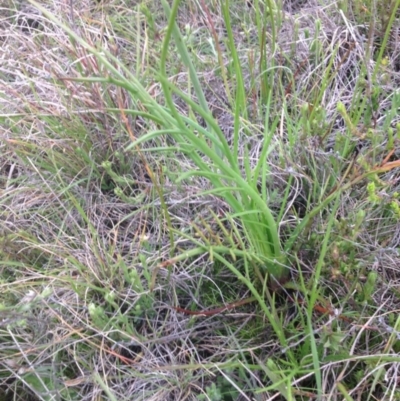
[358,271,378,304]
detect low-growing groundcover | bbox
[1,0,400,400]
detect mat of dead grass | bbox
[1,0,400,400]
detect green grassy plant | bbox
[26,1,291,287]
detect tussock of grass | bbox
[1,0,400,400]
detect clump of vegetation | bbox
[1,0,400,399]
